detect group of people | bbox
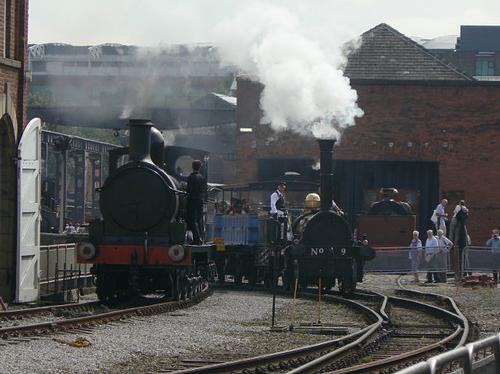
[409,229,453,283]
[420,198,500,282]
[407,199,470,283]
[62,222,86,234]
[431,198,469,236]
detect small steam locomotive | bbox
[283,139,375,293]
[77,119,215,300]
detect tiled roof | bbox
[344,23,474,81]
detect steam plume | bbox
[214,3,363,139]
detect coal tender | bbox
[283,139,375,293]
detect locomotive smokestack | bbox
[317,138,336,211]
[129,119,154,163]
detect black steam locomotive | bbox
[283,139,375,293]
[77,119,215,300]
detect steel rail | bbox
[396,275,470,347]
[289,293,467,374]
[0,285,212,339]
[171,293,385,374]
[0,301,102,320]
[329,326,463,374]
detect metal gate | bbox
[16,118,41,302]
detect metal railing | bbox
[365,246,451,273]
[40,243,93,298]
[463,246,500,273]
[396,333,500,374]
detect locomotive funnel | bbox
[129,119,154,163]
[317,138,336,211]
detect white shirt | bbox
[425,236,439,255]
[436,203,446,218]
[270,191,284,216]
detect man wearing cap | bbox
[270,182,287,218]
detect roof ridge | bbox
[372,23,475,81]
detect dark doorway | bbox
[333,160,439,233]
[0,114,17,301]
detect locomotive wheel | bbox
[175,271,182,301]
[248,269,257,287]
[96,271,116,301]
[323,278,335,292]
[339,261,358,294]
[234,273,243,285]
[96,282,113,301]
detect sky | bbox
[28,0,500,46]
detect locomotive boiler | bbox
[284,139,375,293]
[77,119,214,300]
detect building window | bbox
[475,55,495,76]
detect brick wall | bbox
[0,0,28,301]
[235,79,500,242]
[0,0,29,131]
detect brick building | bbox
[0,0,29,301]
[235,23,500,242]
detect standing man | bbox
[432,199,449,235]
[270,182,287,218]
[486,229,500,282]
[186,160,206,245]
[424,230,439,283]
[435,229,453,283]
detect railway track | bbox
[163,283,468,374]
[0,300,102,324]
[0,284,212,342]
[163,289,385,373]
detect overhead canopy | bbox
[28,105,235,129]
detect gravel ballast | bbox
[0,289,365,374]
[4,273,495,373]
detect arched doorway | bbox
[0,114,16,301]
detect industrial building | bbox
[235,23,500,242]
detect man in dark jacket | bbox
[186,160,206,244]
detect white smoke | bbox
[214,2,363,139]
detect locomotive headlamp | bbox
[168,245,185,262]
[78,242,97,260]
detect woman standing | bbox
[409,230,423,282]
